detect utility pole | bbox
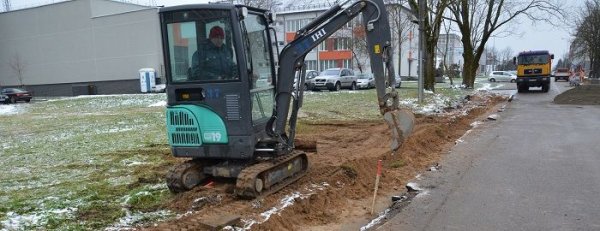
[417,0,425,103]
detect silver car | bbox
[312,68,358,91]
[488,71,517,82]
[356,73,375,89]
[294,70,319,91]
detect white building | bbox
[0,0,162,96]
[436,33,463,68]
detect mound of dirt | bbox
[141,92,508,231]
[554,85,600,105]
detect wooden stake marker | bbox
[371,159,382,214]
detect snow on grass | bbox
[359,208,390,231]
[0,104,27,115]
[236,182,330,230]
[1,207,78,230]
[0,94,170,230]
[148,100,166,107]
[104,209,173,231]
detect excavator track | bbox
[166,160,205,193]
[235,151,308,199]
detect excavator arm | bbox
[269,0,415,152]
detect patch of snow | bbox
[406,182,422,191]
[107,127,135,133]
[108,175,135,186]
[1,207,77,230]
[476,83,502,91]
[0,104,23,115]
[105,209,172,231]
[121,159,145,167]
[148,101,166,107]
[470,121,483,127]
[359,208,390,231]
[240,182,330,230]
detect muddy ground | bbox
[139,93,509,231]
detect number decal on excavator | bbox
[203,131,222,142]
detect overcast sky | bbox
[7,0,584,60]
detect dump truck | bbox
[514,50,554,92]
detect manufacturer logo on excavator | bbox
[311,28,327,42]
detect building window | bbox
[334,38,349,50]
[319,60,337,70]
[343,59,352,69]
[284,19,313,32]
[305,60,318,71]
[319,41,327,51]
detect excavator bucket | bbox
[383,109,415,151]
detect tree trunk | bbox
[425,47,436,91]
[462,51,478,88]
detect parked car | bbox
[312,68,358,91]
[294,70,319,91]
[488,71,517,82]
[1,88,32,103]
[0,94,8,104]
[356,72,375,89]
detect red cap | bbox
[209,26,225,39]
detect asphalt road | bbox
[379,80,600,230]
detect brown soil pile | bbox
[554,85,600,105]
[141,93,508,231]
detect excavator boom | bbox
[272,0,415,151]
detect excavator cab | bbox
[158,1,414,198]
[160,5,276,158]
[159,5,307,196]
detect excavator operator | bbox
[190,26,238,81]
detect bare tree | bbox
[236,0,282,10]
[349,24,369,73]
[448,0,565,88]
[8,53,26,87]
[437,16,454,85]
[385,0,416,78]
[496,46,515,70]
[408,0,452,92]
[573,0,600,78]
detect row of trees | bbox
[409,0,564,91]
[572,0,600,78]
[237,0,565,90]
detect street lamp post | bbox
[417,0,425,103]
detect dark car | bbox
[1,88,32,103]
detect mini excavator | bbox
[158,0,415,198]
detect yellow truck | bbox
[513,50,554,93]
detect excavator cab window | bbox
[242,12,275,124]
[163,10,239,83]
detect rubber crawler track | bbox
[235,151,308,199]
